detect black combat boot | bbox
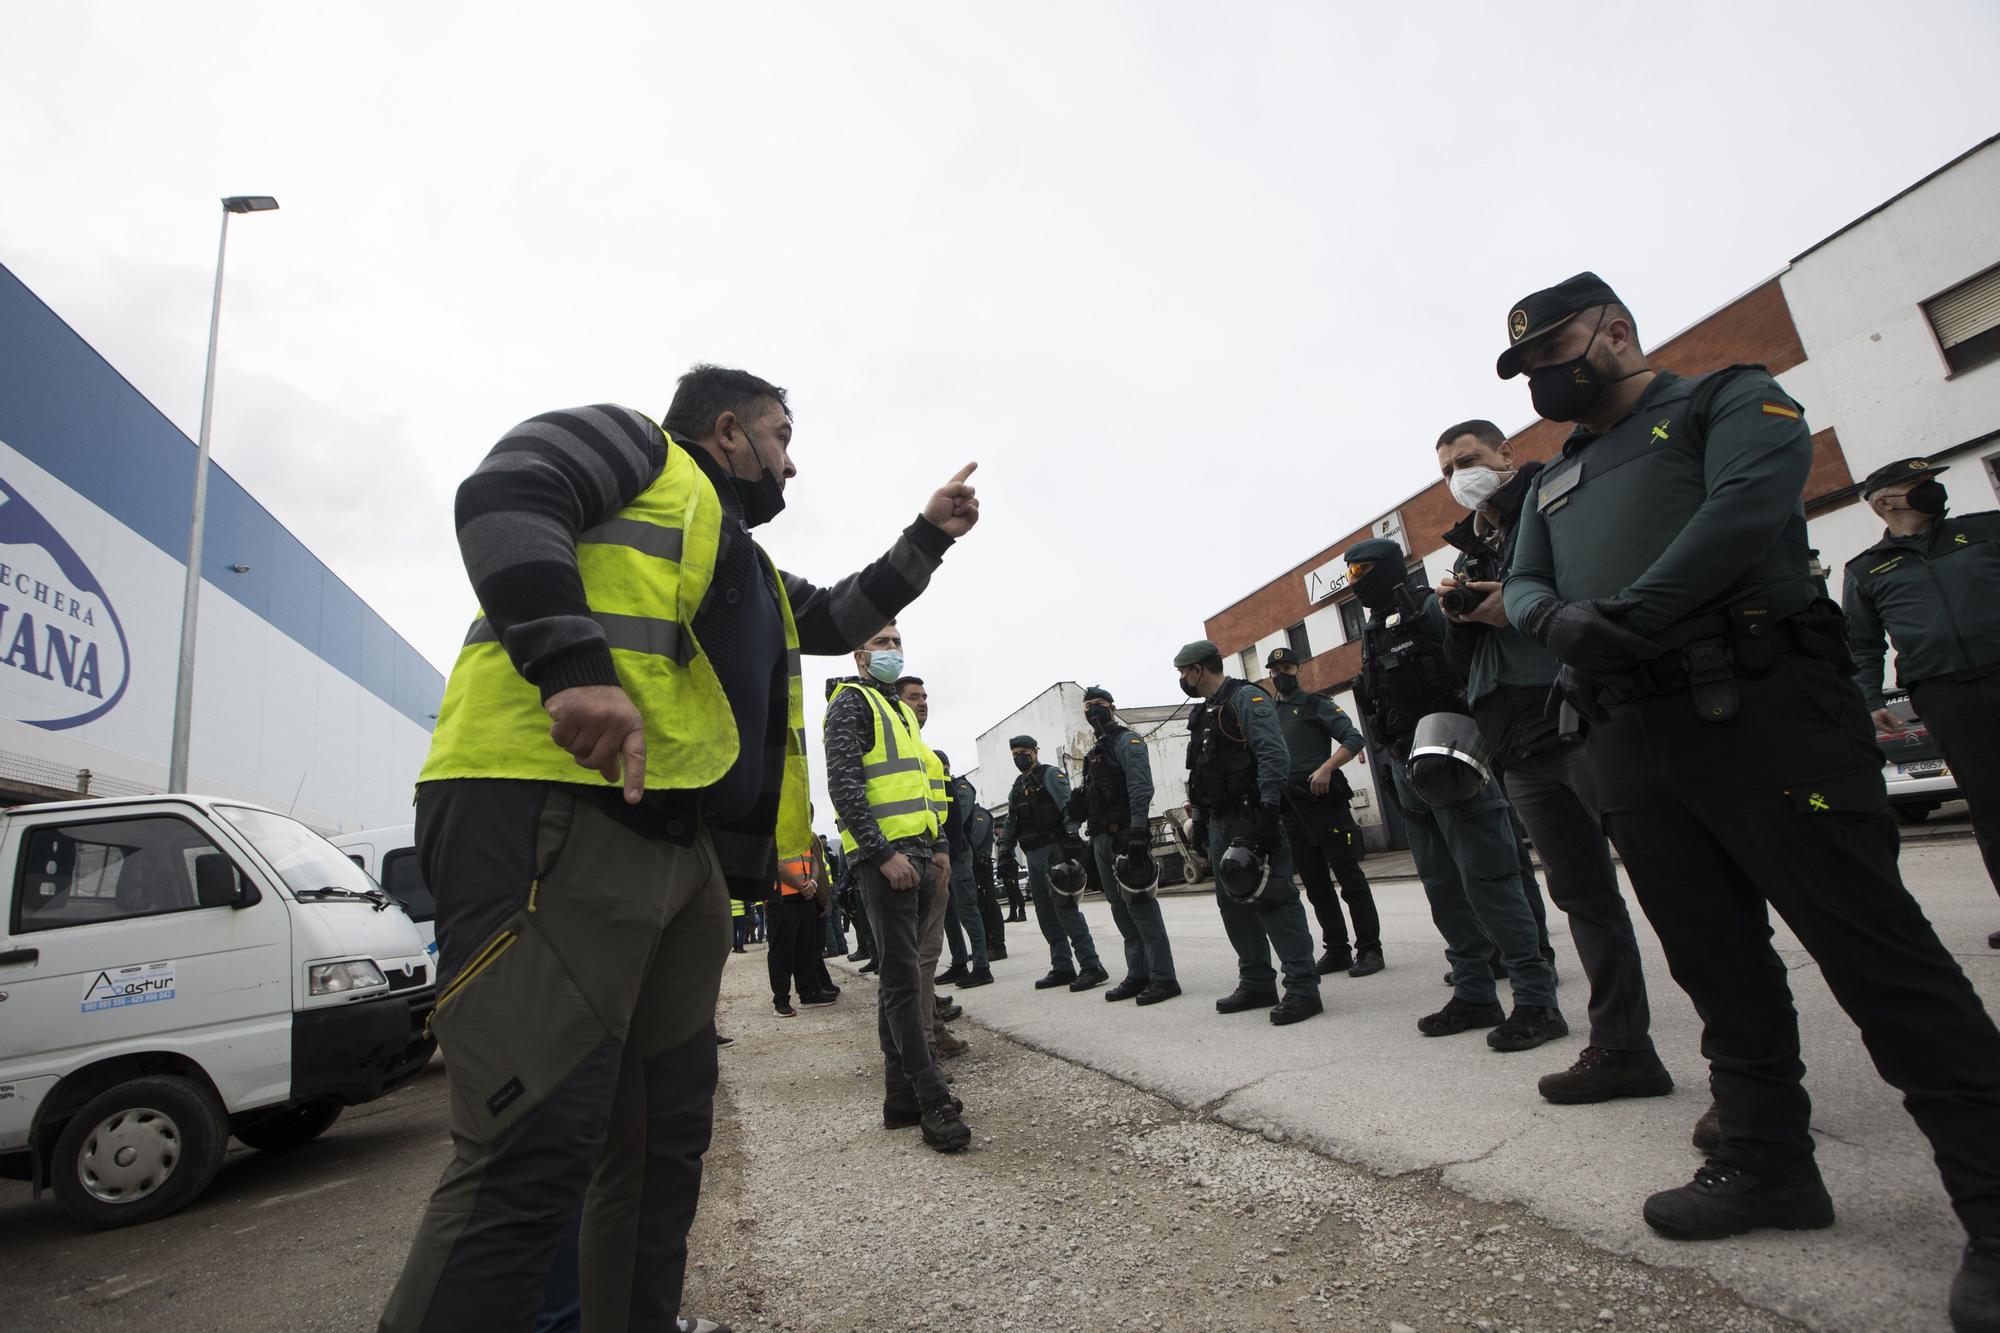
[1642,1162,1834,1240]
[1951,1234,2000,1333]
[1487,1004,1569,1052]
[884,1089,961,1130]
[1315,946,1353,976]
[958,965,994,989]
[1691,1101,1721,1153]
[1068,965,1110,992]
[1538,1046,1675,1103]
[1215,987,1280,1014]
[1034,968,1078,990]
[1104,976,1148,1002]
[1268,992,1324,1026]
[1348,947,1385,977]
[935,964,968,986]
[1417,997,1504,1036]
[1135,980,1182,1006]
[920,1096,972,1153]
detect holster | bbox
[1684,638,1739,723]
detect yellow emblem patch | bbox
[1509,308,1529,342]
[1650,417,1672,443]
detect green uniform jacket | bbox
[1843,509,2000,709]
[1504,368,1817,643]
[1273,691,1364,781]
[996,764,1080,859]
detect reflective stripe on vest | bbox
[833,683,940,854]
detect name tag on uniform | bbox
[1538,460,1583,515]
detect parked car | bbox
[331,823,434,955]
[0,796,435,1229]
[1876,693,1963,824]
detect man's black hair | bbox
[894,675,925,689]
[1196,652,1225,675]
[662,364,790,441]
[1435,419,1507,450]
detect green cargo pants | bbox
[380,782,729,1333]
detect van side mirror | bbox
[194,853,259,909]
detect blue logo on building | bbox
[0,476,132,730]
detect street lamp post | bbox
[167,195,278,793]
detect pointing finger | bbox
[949,461,978,484]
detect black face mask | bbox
[1085,705,1113,731]
[1272,674,1299,697]
[730,423,787,528]
[1350,561,1405,612]
[1177,674,1202,699]
[1907,479,1948,516]
[1013,753,1035,772]
[1525,308,1641,423]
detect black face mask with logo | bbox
[1526,309,1645,423]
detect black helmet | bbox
[1114,847,1159,896]
[1215,838,1278,905]
[1048,855,1087,907]
[1406,712,1495,808]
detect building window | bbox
[1923,263,2000,376]
[1239,648,1258,679]
[1338,597,1364,642]
[1285,622,1310,660]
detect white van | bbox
[330,823,434,955]
[0,795,436,1228]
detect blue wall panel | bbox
[0,262,443,728]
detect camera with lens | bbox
[1438,549,1500,618]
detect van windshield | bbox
[215,806,386,902]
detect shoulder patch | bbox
[1126,737,1143,745]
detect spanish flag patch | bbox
[1761,402,1801,420]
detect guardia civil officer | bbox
[1497,272,2000,1331]
[966,797,1006,959]
[1345,540,1565,1051]
[1176,640,1322,1025]
[996,736,1110,991]
[1071,686,1181,1004]
[1263,647,1385,978]
[1844,458,2000,949]
[1423,419,1671,1105]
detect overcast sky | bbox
[4,1,1998,813]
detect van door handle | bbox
[0,947,38,965]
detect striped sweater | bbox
[451,403,953,895]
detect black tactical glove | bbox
[998,854,1020,882]
[1253,803,1283,856]
[1520,596,1662,675]
[1189,818,1209,853]
[1121,826,1149,856]
[1066,789,1088,822]
[1062,834,1089,864]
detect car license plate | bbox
[1898,759,1948,777]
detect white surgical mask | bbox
[1448,466,1507,511]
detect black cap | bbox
[1496,272,1622,379]
[1008,734,1038,750]
[1265,647,1300,668]
[1343,537,1403,566]
[1859,457,1950,498]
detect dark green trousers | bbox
[380,784,728,1333]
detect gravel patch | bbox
[681,954,1797,1333]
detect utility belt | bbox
[1591,598,1850,722]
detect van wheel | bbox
[50,1076,228,1229]
[233,1098,343,1152]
